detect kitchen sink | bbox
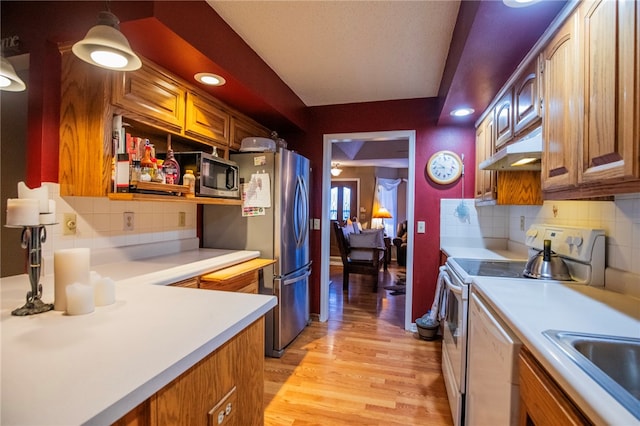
[543,330,640,420]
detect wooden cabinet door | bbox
[185,92,230,146]
[541,14,581,191]
[151,319,264,426]
[519,348,591,426]
[475,115,496,203]
[495,89,514,148]
[514,59,541,135]
[59,48,113,197]
[578,0,639,186]
[112,61,185,133]
[229,116,271,151]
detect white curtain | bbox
[373,177,402,237]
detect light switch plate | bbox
[313,218,320,230]
[417,221,426,234]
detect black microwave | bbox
[172,151,240,199]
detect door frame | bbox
[320,130,416,330]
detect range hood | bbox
[479,127,542,171]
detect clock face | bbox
[427,150,463,184]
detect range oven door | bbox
[440,267,469,426]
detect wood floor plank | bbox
[264,265,453,426]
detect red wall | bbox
[292,99,475,320]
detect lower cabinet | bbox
[113,318,264,426]
[518,347,592,426]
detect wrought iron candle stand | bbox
[9,224,54,316]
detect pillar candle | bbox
[54,248,91,311]
[39,199,56,224]
[94,277,116,306]
[6,198,40,226]
[65,283,95,315]
[17,181,49,213]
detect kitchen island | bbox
[0,248,277,425]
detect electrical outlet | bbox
[63,213,77,235]
[123,212,134,231]
[520,216,525,231]
[178,211,186,227]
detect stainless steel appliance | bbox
[202,148,311,358]
[441,224,606,426]
[172,151,240,199]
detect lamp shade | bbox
[373,207,392,219]
[330,163,342,177]
[72,12,141,71]
[0,57,26,92]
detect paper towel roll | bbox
[54,248,91,311]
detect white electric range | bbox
[440,224,606,426]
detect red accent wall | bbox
[295,100,475,320]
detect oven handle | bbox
[441,267,462,297]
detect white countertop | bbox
[1,249,278,426]
[472,277,640,425]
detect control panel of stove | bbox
[525,224,605,264]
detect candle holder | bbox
[8,224,54,316]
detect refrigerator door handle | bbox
[293,174,309,248]
[281,268,312,287]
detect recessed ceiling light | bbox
[450,107,475,117]
[194,72,226,86]
[503,0,541,8]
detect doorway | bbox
[329,179,360,257]
[320,130,416,330]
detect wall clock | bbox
[426,150,463,185]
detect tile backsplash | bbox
[39,183,198,274]
[440,193,640,274]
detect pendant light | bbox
[0,57,26,92]
[72,10,141,71]
[330,163,343,177]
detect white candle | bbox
[54,248,90,311]
[39,199,56,224]
[17,181,49,213]
[94,277,116,306]
[65,283,95,315]
[6,198,40,226]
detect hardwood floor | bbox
[264,264,453,426]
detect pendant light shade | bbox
[0,57,26,92]
[72,11,141,71]
[330,163,343,177]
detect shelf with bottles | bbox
[110,116,240,205]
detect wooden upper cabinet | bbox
[578,0,639,186]
[185,91,230,146]
[541,13,580,192]
[112,60,185,133]
[475,114,496,203]
[229,116,271,151]
[59,47,113,197]
[495,89,514,148]
[513,58,541,135]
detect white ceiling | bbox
[207,0,461,107]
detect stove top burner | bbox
[451,258,529,278]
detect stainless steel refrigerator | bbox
[202,148,311,358]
